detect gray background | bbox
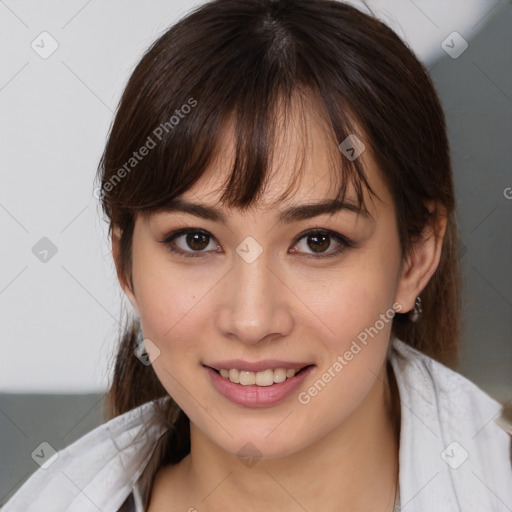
[1,0,511,505]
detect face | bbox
[119,98,408,460]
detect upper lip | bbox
[204,360,314,372]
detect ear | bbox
[394,201,448,314]
[112,225,140,314]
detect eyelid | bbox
[158,226,356,259]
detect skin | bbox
[113,94,447,512]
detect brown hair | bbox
[95,0,461,504]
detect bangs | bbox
[96,2,380,229]
[144,86,376,217]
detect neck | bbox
[181,361,400,512]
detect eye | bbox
[159,228,354,259]
[160,228,220,258]
[291,229,354,259]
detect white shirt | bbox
[2,336,511,511]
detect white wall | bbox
[0,0,499,392]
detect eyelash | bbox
[158,227,355,260]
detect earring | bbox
[409,296,422,322]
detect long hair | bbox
[95,0,461,505]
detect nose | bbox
[215,248,294,345]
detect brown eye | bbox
[160,228,219,258]
[184,232,210,251]
[306,233,331,253]
[291,230,353,259]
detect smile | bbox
[203,364,315,407]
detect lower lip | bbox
[204,365,315,407]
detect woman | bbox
[4,0,511,511]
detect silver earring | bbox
[409,296,422,322]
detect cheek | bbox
[132,241,217,339]
[300,241,401,405]
[131,252,212,408]
[307,254,400,348]
[309,283,394,402]
[296,276,398,431]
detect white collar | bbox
[390,337,511,511]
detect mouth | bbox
[203,363,316,407]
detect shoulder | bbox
[1,398,170,512]
[389,337,512,511]
[390,336,506,420]
[390,336,509,444]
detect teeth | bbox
[255,369,273,386]
[228,368,240,383]
[239,371,256,385]
[218,367,301,386]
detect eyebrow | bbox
[155,198,374,223]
